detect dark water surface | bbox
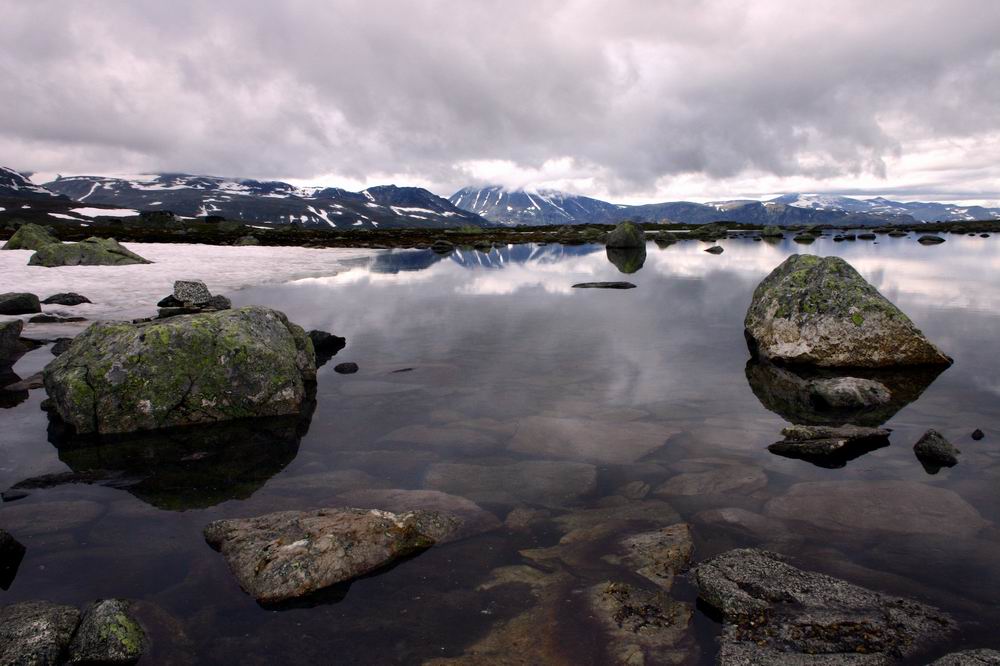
[2,235,1000,664]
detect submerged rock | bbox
[695,548,956,663]
[809,376,891,408]
[29,313,86,324]
[768,424,890,467]
[204,507,452,604]
[43,306,316,435]
[0,600,81,665]
[42,292,92,306]
[745,254,951,367]
[913,428,960,469]
[613,523,693,589]
[333,489,501,543]
[67,599,145,664]
[588,581,695,664]
[0,291,41,315]
[572,281,637,289]
[2,222,58,250]
[604,221,645,248]
[29,237,152,267]
[424,460,597,507]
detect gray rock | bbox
[424,460,597,507]
[653,230,679,244]
[0,292,41,315]
[972,428,985,440]
[918,235,946,245]
[172,280,212,305]
[50,338,73,356]
[29,313,86,324]
[235,235,260,246]
[4,371,44,391]
[0,319,24,364]
[41,293,91,306]
[614,523,693,589]
[809,376,891,408]
[705,245,724,254]
[587,581,695,664]
[768,425,890,467]
[695,548,956,663]
[929,649,1000,665]
[67,599,145,664]
[0,601,81,666]
[655,465,766,497]
[307,329,346,355]
[29,237,152,267]
[914,428,960,468]
[334,362,359,374]
[745,255,951,367]
[0,528,25,589]
[605,221,645,248]
[43,306,316,434]
[571,281,637,289]
[2,223,58,251]
[333,489,501,543]
[204,507,452,603]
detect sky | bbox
[2,0,999,205]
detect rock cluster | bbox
[155,279,231,318]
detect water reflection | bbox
[606,246,646,274]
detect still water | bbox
[2,235,999,664]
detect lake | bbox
[1,233,999,664]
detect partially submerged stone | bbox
[768,425,890,467]
[604,221,645,248]
[29,237,152,267]
[203,507,452,603]
[0,601,80,666]
[43,306,316,434]
[914,428,960,470]
[155,280,231,318]
[745,255,951,367]
[588,581,695,665]
[67,599,145,664]
[424,460,597,507]
[571,281,637,289]
[704,245,724,254]
[0,291,41,315]
[2,222,57,250]
[918,235,946,245]
[42,292,91,306]
[695,548,956,663]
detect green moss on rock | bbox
[2,223,58,251]
[28,237,151,267]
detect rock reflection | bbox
[43,399,315,510]
[606,246,646,274]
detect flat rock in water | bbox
[29,313,87,324]
[67,599,145,664]
[768,424,890,467]
[43,306,315,434]
[204,507,454,604]
[29,237,151,267]
[695,548,956,663]
[424,460,597,507]
[613,523,693,589]
[704,245,724,254]
[507,415,675,464]
[334,362,359,374]
[587,581,695,664]
[655,465,766,497]
[918,235,946,244]
[0,292,41,315]
[765,480,989,538]
[913,428,960,469]
[0,601,81,665]
[744,254,951,367]
[42,292,91,306]
[571,281,637,289]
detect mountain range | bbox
[2,165,998,229]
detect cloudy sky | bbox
[2,0,999,204]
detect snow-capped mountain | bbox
[766,193,1000,222]
[41,174,490,229]
[0,166,66,201]
[449,186,626,226]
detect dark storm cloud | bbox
[1,0,998,198]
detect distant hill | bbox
[452,186,1000,226]
[0,166,67,201]
[38,173,491,230]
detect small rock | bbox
[41,293,92,306]
[28,313,87,324]
[0,601,81,665]
[235,235,260,246]
[0,292,41,315]
[334,362,359,374]
[571,281,637,289]
[972,428,985,440]
[172,279,213,305]
[588,581,694,664]
[704,245,724,254]
[614,523,693,589]
[67,599,145,665]
[857,232,877,240]
[768,424,890,467]
[918,235,946,244]
[307,329,346,355]
[204,507,452,603]
[760,225,783,238]
[914,428,960,469]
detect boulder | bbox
[760,225,783,238]
[203,507,453,603]
[67,599,145,664]
[29,237,151,267]
[768,425,890,467]
[605,221,645,248]
[42,292,92,306]
[2,223,57,250]
[690,222,728,240]
[0,319,25,364]
[913,428,960,469]
[43,306,316,435]
[745,254,951,367]
[172,279,212,305]
[695,548,956,663]
[235,235,261,246]
[0,601,81,665]
[333,489,501,543]
[653,230,678,245]
[0,292,41,315]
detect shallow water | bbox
[2,234,1000,664]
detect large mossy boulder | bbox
[2,223,57,251]
[745,254,951,367]
[605,221,645,248]
[43,306,316,435]
[29,237,151,267]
